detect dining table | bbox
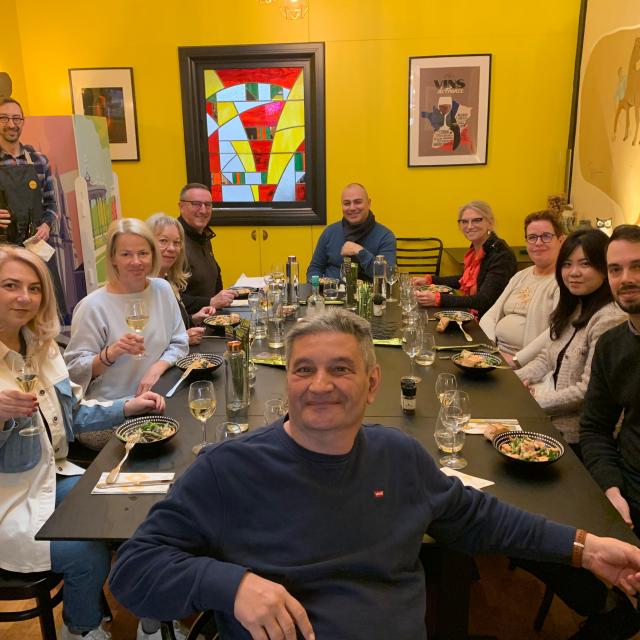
[36,298,637,639]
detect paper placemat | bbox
[463,419,521,435]
[92,472,175,495]
[441,467,494,490]
[373,338,403,347]
[253,355,286,367]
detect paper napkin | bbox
[463,419,522,435]
[441,467,494,490]
[91,472,175,495]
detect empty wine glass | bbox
[435,373,457,405]
[188,381,216,454]
[12,355,43,436]
[402,324,421,383]
[124,299,148,359]
[440,391,470,469]
[386,264,399,302]
[415,331,435,367]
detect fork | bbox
[105,434,140,484]
[456,320,474,342]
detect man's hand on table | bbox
[605,487,634,528]
[340,241,363,257]
[582,533,640,597]
[210,290,236,309]
[234,572,315,640]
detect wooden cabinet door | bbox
[259,226,314,277]
[210,227,261,286]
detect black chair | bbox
[396,237,443,275]
[185,611,218,640]
[0,569,63,640]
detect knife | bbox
[165,359,202,397]
[96,479,174,489]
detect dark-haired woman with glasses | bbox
[414,200,516,318]
[516,229,625,455]
[480,211,565,366]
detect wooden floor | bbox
[1,555,639,639]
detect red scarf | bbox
[459,246,485,296]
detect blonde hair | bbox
[146,213,190,292]
[458,200,495,229]
[0,244,60,353]
[105,218,159,283]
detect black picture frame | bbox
[178,42,326,226]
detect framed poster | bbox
[68,67,140,161]
[178,42,326,226]
[408,54,491,167]
[568,0,640,227]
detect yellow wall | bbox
[0,0,29,110]
[11,0,581,272]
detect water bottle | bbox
[224,340,249,432]
[373,255,387,306]
[286,256,299,306]
[307,275,325,315]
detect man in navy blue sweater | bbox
[306,183,396,281]
[110,310,640,640]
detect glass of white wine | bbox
[125,299,148,359]
[435,373,457,405]
[12,355,44,436]
[188,381,216,455]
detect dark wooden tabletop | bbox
[37,302,635,547]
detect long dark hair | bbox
[549,229,612,340]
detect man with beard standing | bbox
[581,224,640,530]
[306,183,395,281]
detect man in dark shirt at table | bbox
[177,182,235,313]
[110,310,640,640]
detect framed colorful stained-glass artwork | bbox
[408,54,491,167]
[179,43,326,226]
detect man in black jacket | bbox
[177,182,235,313]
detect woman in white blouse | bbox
[480,210,565,367]
[64,219,188,449]
[0,245,164,640]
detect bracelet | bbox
[571,528,587,567]
[99,349,113,367]
[104,345,115,365]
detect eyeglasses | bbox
[525,232,556,244]
[0,115,24,125]
[180,200,213,210]
[157,238,182,249]
[457,217,484,227]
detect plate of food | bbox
[115,416,180,451]
[452,350,503,374]
[175,353,223,374]
[204,312,241,327]
[417,284,454,294]
[433,310,474,322]
[493,431,564,465]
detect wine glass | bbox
[402,324,421,383]
[188,381,216,454]
[386,264,398,302]
[440,391,470,469]
[271,263,285,284]
[124,299,148,359]
[400,287,418,323]
[435,373,457,405]
[438,95,453,131]
[12,355,44,436]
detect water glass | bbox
[415,332,435,366]
[216,421,243,441]
[322,278,339,300]
[264,398,287,425]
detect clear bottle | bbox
[307,275,325,315]
[224,340,249,432]
[373,255,387,306]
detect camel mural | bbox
[613,37,640,144]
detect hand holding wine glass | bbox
[124,299,148,359]
[11,355,44,436]
[189,381,216,455]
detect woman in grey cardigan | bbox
[516,229,625,454]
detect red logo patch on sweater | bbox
[373,489,384,498]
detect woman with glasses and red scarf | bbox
[414,200,516,318]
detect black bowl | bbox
[452,351,503,375]
[115,416,180,452]
[493,430,564,466]
[175,353,223,378]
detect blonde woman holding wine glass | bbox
[65,218,188,449]
[0,245,164,640]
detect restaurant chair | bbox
[184,611,218,640]
[396,237,443,275]
[0,568,63,640]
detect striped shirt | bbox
[0,144,57,227]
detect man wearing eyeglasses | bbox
[0,97,55,245]
[177,182,236,312]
